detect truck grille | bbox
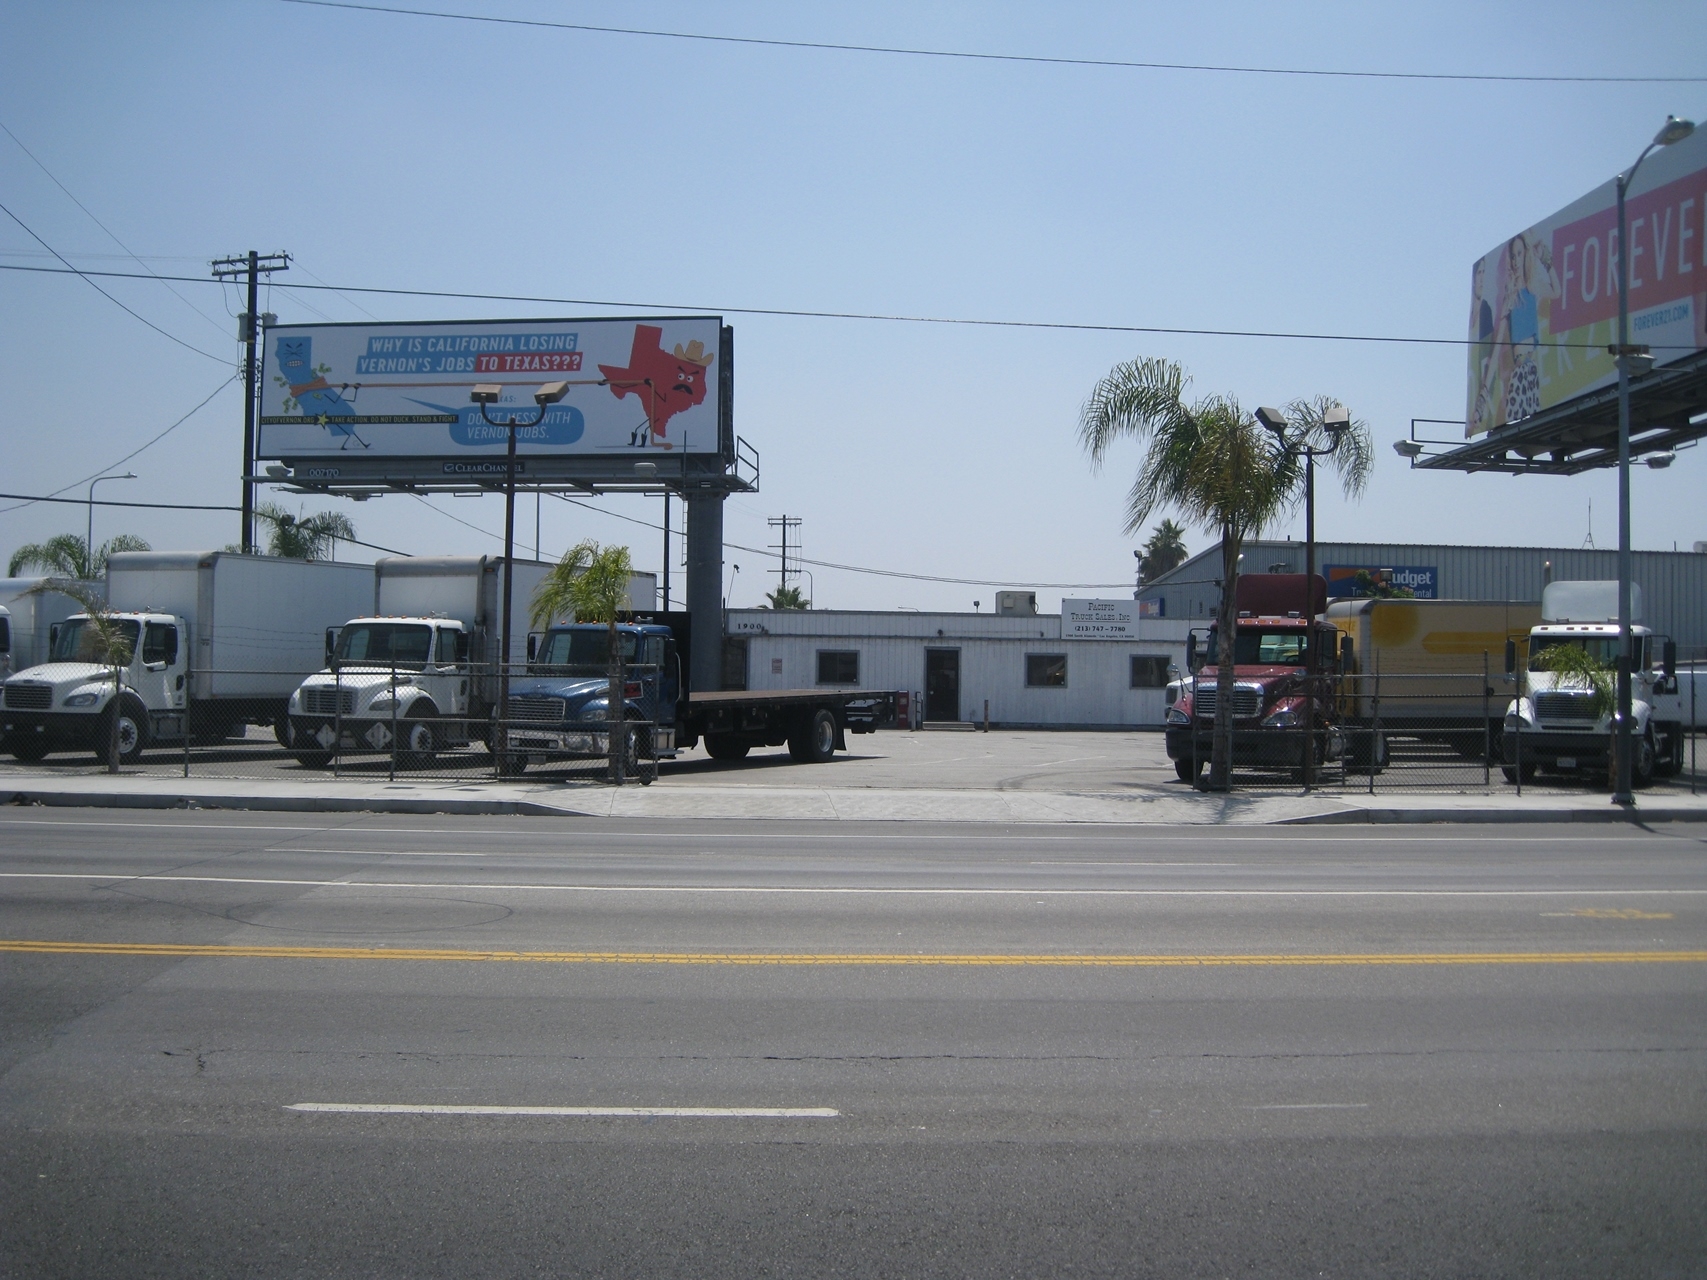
[1534,691,1599,723]
[1192,684,1261,719]
[302,688,356,717]
[3,683,52,711]
[507,695,567,724]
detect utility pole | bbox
[212,251,290,553]
[767,515,801,599]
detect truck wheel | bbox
[99,697,148,765]
[704,733,749,762]
[1174,756,1202,783]
[1632,732,1657,789]
[1350,730,1388,776]
[399,708,439,769]
[495,750,529,777]
[293,751,333,769]
[788,709,838,764]
[1501,763,1536,785]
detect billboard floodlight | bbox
[1645,450,1676,470]
[634,461,658,478]
[1255,406,1288,436]
[534,381,570,406]
[470,384,503,404]
[1655,115,1695,146]
[1392,439,1423,459]
[1322,404,1351,436]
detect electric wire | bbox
[3,262,1668,351]
[277,0,1707,85]
[0,205,228,362]
[0,118,232,337]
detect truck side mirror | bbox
[527,633,539,662]
[1339,634,1355,673]
[50,623,60,649]
[1504,638,1517,678]
[1662,639,1676,679]
[1185,633,1198,673]
[325,627,338,666]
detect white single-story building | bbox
[722,605,1190,729]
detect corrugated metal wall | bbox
[727,610,1191,728]
[1140,542,1707,652]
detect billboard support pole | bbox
[1610,116,1696,806]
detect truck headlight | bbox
[1165,707,1191,727]
[1262,706,1301,729]
[63,692,101,707]
[579,701,609,722]
[368,695,398,712]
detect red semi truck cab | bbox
[1164,573,1344,783]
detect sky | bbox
[2,0,1704,612]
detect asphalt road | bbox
[2,811,1705,1278]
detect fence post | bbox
[1369,663,1379,797]
[183,703,190,780]
[388,658,398,782]
[1483,651,1491,788]
[1692,666,1698,796]
[334,663,342,780]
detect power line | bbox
[0,204,228,362]
[277,0,1707,85]
[0,377,236,515]
[6,261,1669,352]
[0,117,232,338]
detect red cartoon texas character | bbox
[598,324,715,447]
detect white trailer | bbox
[0,578,102,677]
[1,552,373,763]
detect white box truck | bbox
[285,556,553,766]
[0,578,102,678]
[1,552,373,763]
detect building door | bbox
[924,648,960,722]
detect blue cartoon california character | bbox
[273,336,369,449]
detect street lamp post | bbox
[471,381,570,774]
[87,473,137,575]
[1257,404,1350,789]
[1610,114,1695,806]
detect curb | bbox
[3,788,596,820]
[1279,805,1707,825]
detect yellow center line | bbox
[2,940,1705,967]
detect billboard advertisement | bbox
[1466,129,1707,437]
[1325,565,1439,599]
[258,316,726,461]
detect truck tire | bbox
[399,706,439,770]
[788,709,838,764]
[1349,730,1388,776]
[1632,731,1657,789]
[293,750,333,769]
[704,733,749,762]
[495,749,529,777]
[99,696,149,766]
[1174,756,1202,783]
[1500,763,1536,785]
[8,735,50,763]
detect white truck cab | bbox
[286,617,473,766]
[1501,581,1684,786]
[1,611,188,763]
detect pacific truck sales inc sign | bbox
[1062,599,1141,639]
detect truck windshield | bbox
[534,628,638,671]
[1204,629,1306,666]
[334,623,433,669]
[1530,636,1624,669]
[50,618,141,665]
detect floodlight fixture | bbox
[1322,404,1351,437]
[1655,115,1696,146]
[470,384,503,404]
[534,381,570,405]
[1393,439,1424,459]
[1255,406,1289,437]
[634,461,658,478]
[1646,451,1676,470]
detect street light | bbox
[471,381,570,773]
[1257,404,1350,789]
[87,473,136,574]
[1610,114,1695,805]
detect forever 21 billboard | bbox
[258,316,728,477]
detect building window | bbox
[816,650,860,685]
[1130,655,1170,688]
[1025,653,1067,687]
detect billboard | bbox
[1062,598,1141,639]
[1325,565,1438,599]
[259,316,726,462]
[1466,129,1707,437]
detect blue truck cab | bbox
[503,622,680,765]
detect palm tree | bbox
[531,540,635,781]
[251,503,357,560]
[763,584,810,610]
[1079,357,1304,791]
[1138,519,1189,583]
[8,532,150,579]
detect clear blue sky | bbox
[2,1,1703,609]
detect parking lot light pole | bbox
[1257,404,1349,789]
[86,473,136,572]
[472,381,570,771]
[1610,114,1694,806]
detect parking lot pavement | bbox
[3,727,1705,824]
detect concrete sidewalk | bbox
[4,771,1706,825]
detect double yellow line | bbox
[3,940,1705,967]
